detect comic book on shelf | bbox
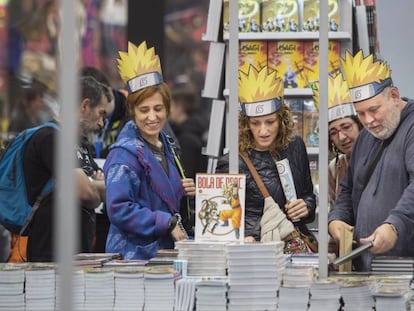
[261,0,299,32]
[302,0,320,31]
[239,40,268,73]
[195,173,246,242]
[302,40,341,89]
[267,40,306,88]
[303,98,319,148]
[284,98,304,138]
[223,0,230,35]
[239,0,262,32]
[302,0,340,32]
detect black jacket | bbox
[216,136,316,241]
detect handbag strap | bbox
[240,152,270,198]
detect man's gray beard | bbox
[369,110,400,140]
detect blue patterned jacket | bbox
[103,120,184,259]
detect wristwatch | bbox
[168,215,179,233]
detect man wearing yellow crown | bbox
[328,50,414,271]
[103,41,196,260]
[216,64,316,252]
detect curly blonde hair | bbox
[239,103,296,153]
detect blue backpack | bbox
[0,122,58,235]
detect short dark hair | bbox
[80,76,105,108]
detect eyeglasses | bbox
[329,122,354,138]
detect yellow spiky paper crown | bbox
[239,65,284,117]
[313,73,355,123]
[340,49,392,103]
[117,41,163,93]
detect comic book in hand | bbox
[195,173,246,242]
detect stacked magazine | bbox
[175,277,200,311]
[55,269,85,311]
[371,275,411,311]
[83,267,115,310]
[308,279,341,311]
[226,242,285,311]
[175,240,228,277]
[113,267,145,311]
[371,256,414,275]
[338,277,375,311]
[24,263,56,311]
[144,266,177,311]
[0,264,25,311]
[278,265,315,311]
[195,278,228,311]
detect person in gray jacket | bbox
[328,50,414,271]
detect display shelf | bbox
[224,87,314,98]
[224,31,352,42]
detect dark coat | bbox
[216,135,316,241]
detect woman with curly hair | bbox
[215,65,316,244]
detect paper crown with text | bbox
[117,41,163,93]
[340,49,392,103]
[239,65,283,117]
[313,73,355,123]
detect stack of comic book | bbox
[196,278,228,311]
[371,276,411,311]
[24,263,56,311]
[112,267,145,311]
[0,264,25,311]
[83,267,115,311]
[176,240,228,277]
[144,266,177,311]
[226,242,285,311]
[308,279,341,311]
[55,268,85,311]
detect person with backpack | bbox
[21,76,108,262]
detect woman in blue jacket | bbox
[103,41,195,259]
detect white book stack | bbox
[226,242,285,311]
[278,265,315,311]
[278,286,310,311]
[0,264,25,311]
[113,267,145,311]
[55,269,85,311]
[175,240,228,277]
[175,277,200,311]
[308,279,341,311]
[371,276,411,311]
[83,268,114,311]
[339,278,375,311]
[144,266,176,311]
[195,278,228,311]
[24,263,56,311]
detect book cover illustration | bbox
[267,41,306,88]
[195,173,246,242]
[239,0,262,32]
[303,99,319,148]
[239,41,267,73]
[302,0,340,31]
[261,0,299,32]
[284,98,304,138]
[302,0,320,31]
[328,0,340,31]
[302,40,341,89]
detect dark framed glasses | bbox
[329,122,354,138]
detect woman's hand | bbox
[182,178,196,197]
[284,198,308,221]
